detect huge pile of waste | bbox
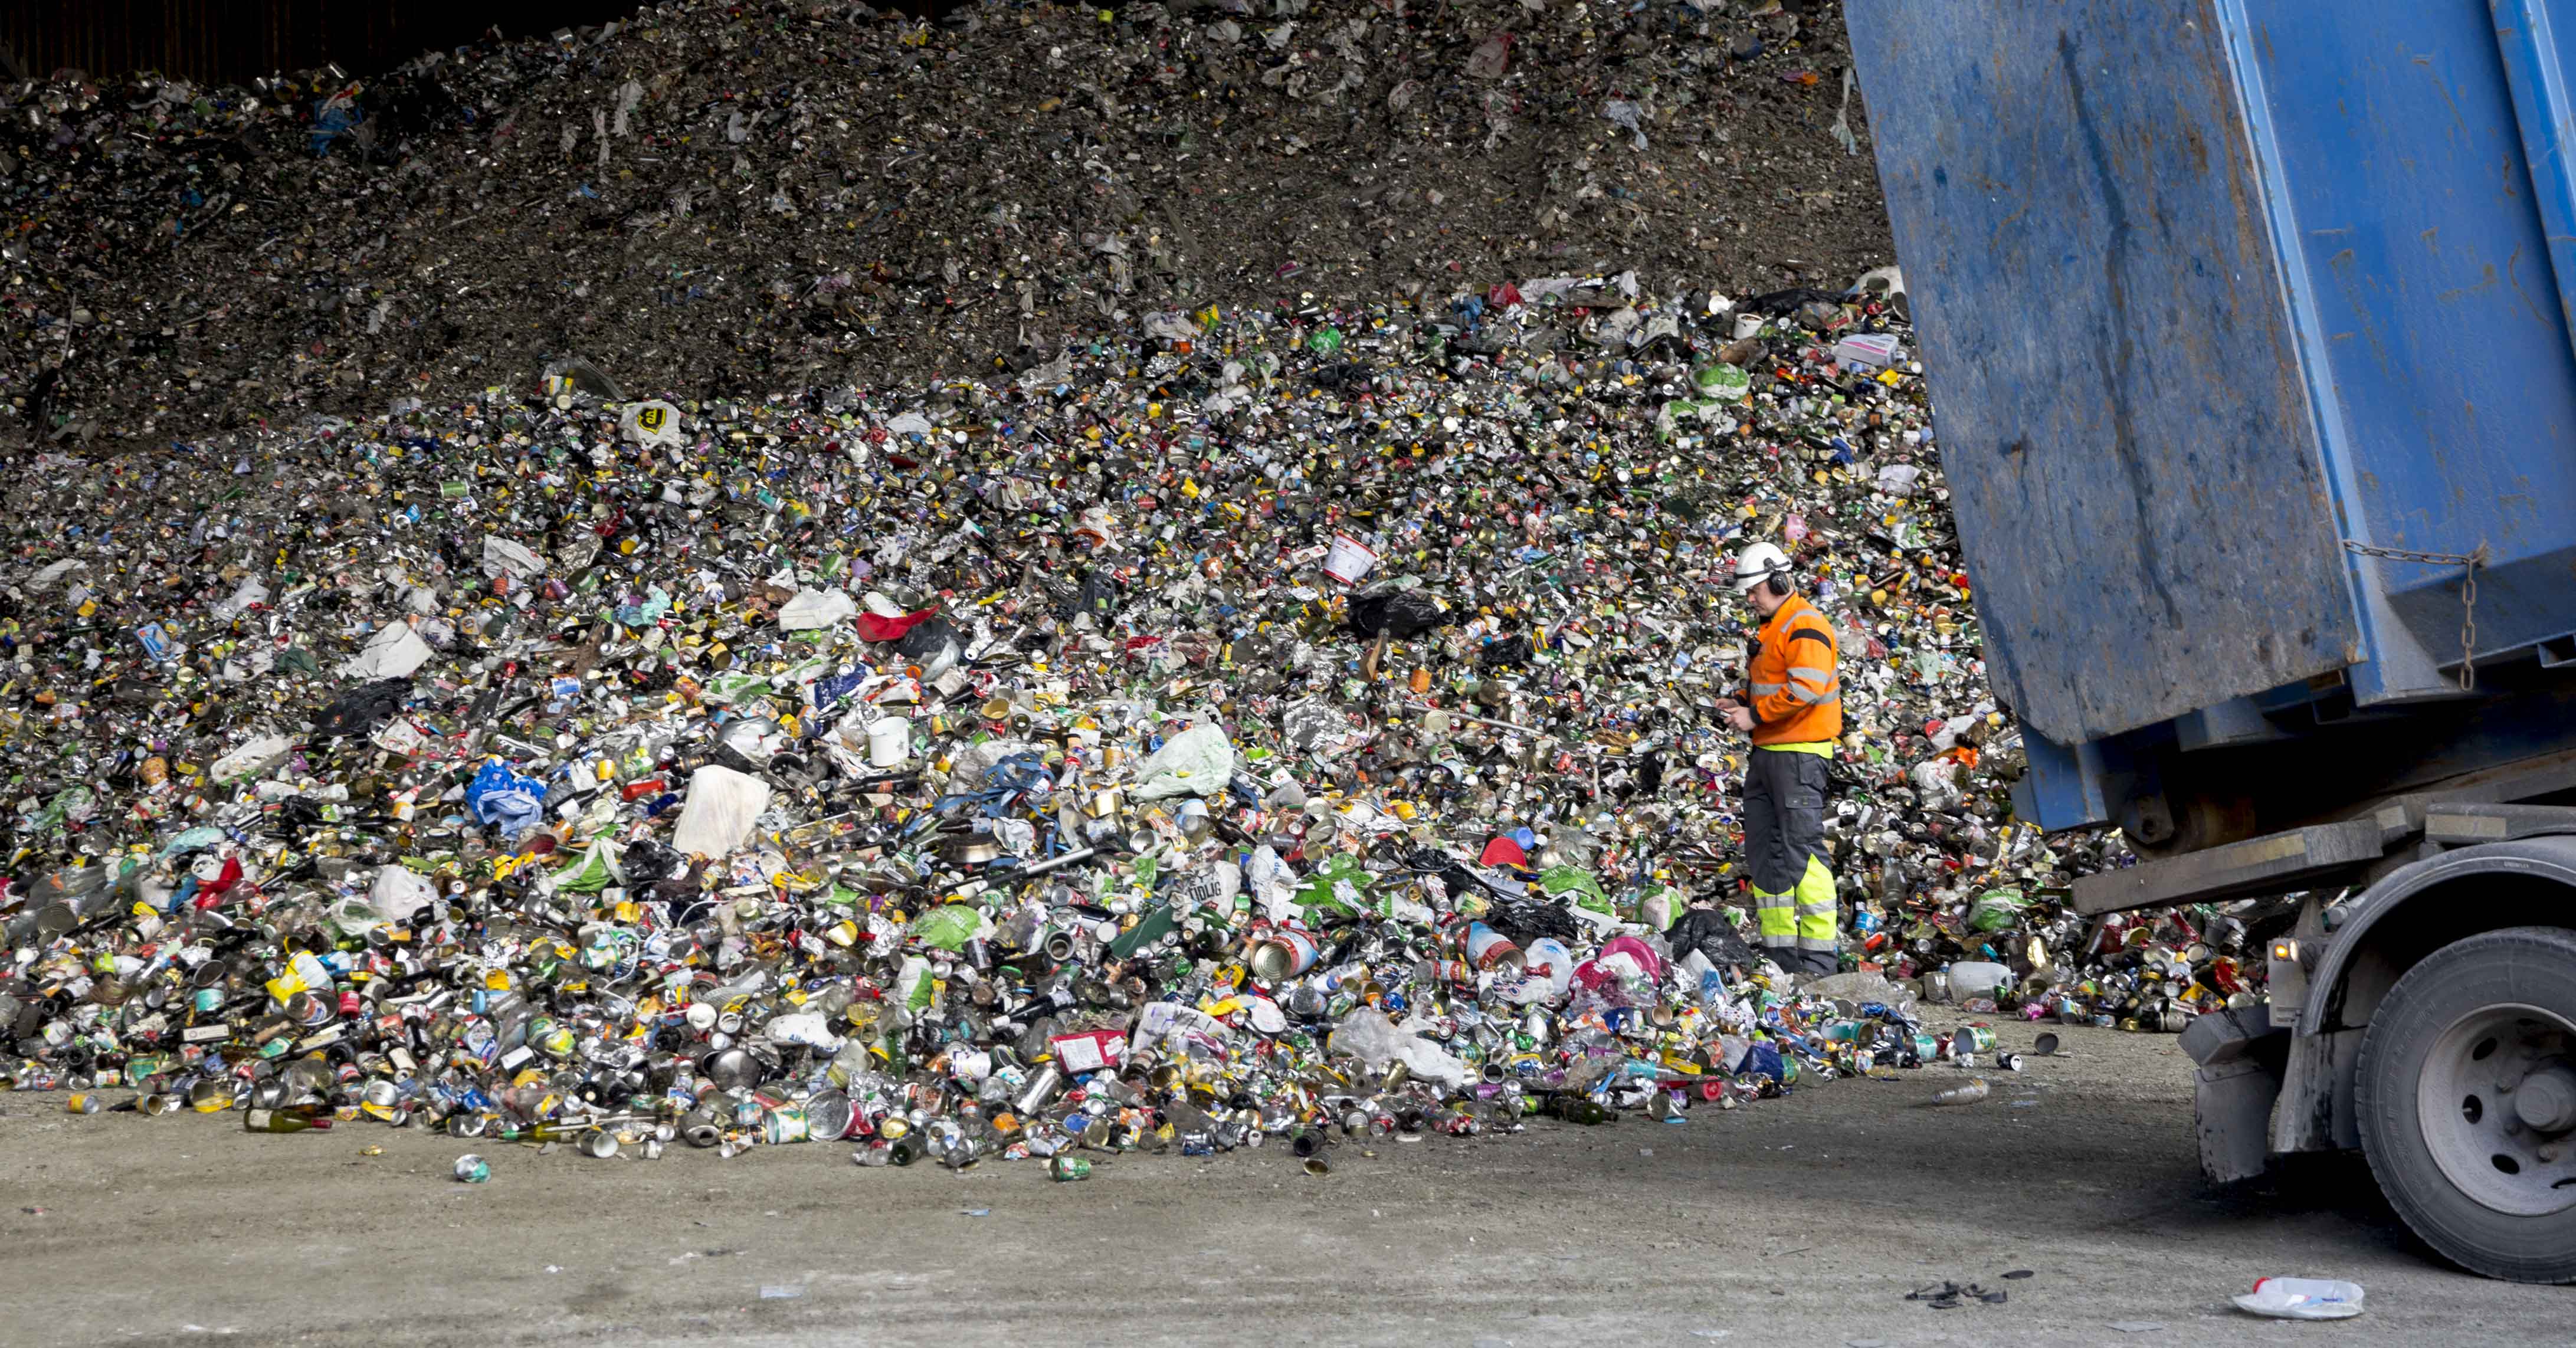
[0,2,2266,1167]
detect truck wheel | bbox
[2357,926,2576,1282]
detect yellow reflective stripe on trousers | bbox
[1793,856,1835,947]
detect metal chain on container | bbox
[2341,540,2490,691]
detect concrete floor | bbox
[1,1021,2565,1346]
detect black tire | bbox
[2355,924,2576,1283]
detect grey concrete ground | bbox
[1,1021,2565,1346]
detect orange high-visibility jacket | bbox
[1744,594,1842,746]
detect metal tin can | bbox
[1247,928,1319,982]
[1463,921,1524,973]
[804,1089,856,1142]
[1013,1064,1065,1117]
[453,1154,491,1183]
[579,1128,622,1159]
[1049,1154,1093,1182]
[761,1104,812,1145]
[1955,1024,1997,1054]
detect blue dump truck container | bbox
[1849,1,2576,1282]
[1847,0,2576,858]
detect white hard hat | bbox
[1731,540,1791,593]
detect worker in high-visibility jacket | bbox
[1716,541,1842,975]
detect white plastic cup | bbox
[1322,533,1379,585]
[867,716,910,768]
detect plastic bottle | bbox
[1927,1078,1990,1106]
[2234,1278,2365,1320]
[1943,961,2013,1001]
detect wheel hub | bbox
[2418,1003,2576,1218]
[2515,1065,2576,1134]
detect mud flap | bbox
[2182,1001,2288,1183]
[2195,1058,2284,1183]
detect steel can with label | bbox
[1463,921,1525,974]
[762,1104,812,1145]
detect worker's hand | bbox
[1723,705,1755,732]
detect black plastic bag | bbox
[1667,904,1759,969]
[621,838,684,886]
[1482,891,1587,947]
[311,677,412,740]
[1348,584,1448,639]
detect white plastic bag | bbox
[480,536,546,579]
[762,1011,844,1052]
[339,623,435,678]
[1130,723,1237,800]
[369,864,440,925]
[620,398,685,448]
[210,733,293,785]
[672,765,772,857]
[776,587,856,630]
[212,576,270,620]
[1326,1008,1471,1090]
